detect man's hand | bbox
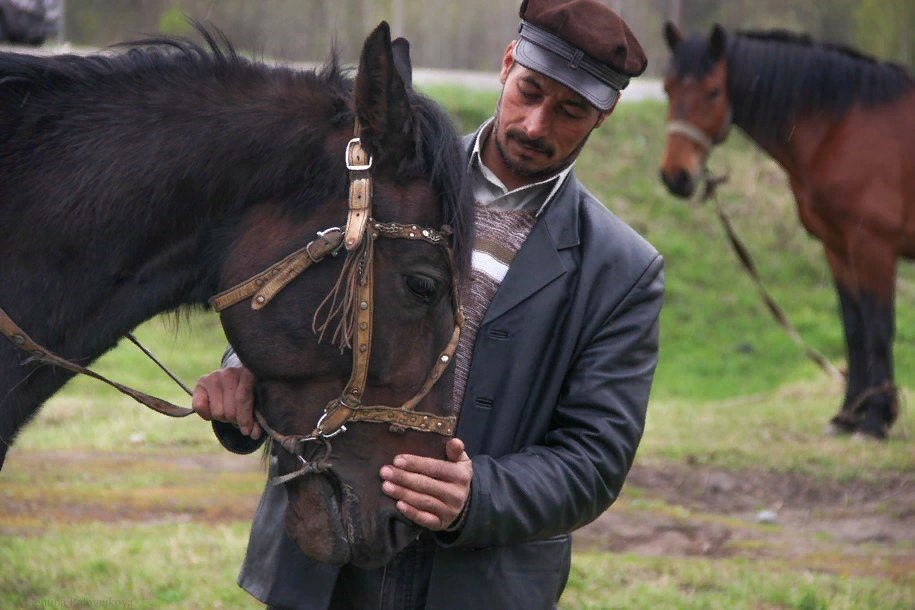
[192,365,261,440]
[379,437,472,531]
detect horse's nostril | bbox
[660,168,694,198]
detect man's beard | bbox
[493,116,590,183]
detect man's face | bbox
[491,44,611,182]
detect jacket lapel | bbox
[480,171,581,326]
[461,127,582,326]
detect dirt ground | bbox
[2,450,913,581]
[576,460,915,580]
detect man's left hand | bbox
[379,437,472,531]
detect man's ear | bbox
[500,41,516,84]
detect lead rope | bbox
[0,306,194,417]
[697,169,845,383]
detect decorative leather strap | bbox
[343,137,372,251]
[210,229,344,312]
[343,240,374,399]
[349,406,456,435]
[0,306,193,418]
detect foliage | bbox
[157,6,192,37]
[853,0,915,68]
[56,1,915,74]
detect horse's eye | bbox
[707,87,721,100]
[405,275,437,302]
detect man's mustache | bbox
[506,129,554,157]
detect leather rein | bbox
[0,125,464,483]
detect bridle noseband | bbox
[666,105,733,158]
[208,125,464,484]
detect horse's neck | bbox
[726,52,825,181]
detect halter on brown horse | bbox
[0,22,472,567]
[659,22,915,439]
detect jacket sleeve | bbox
[438,254,664,548]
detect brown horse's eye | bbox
[405,275,437,303]
[708,87,721,100]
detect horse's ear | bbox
[392,37,413,89]
[663,21,683,52]
[709,23,727,61]
[354,21,414,161]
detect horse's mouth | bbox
[282,467,419,568]
[283,470,352,566]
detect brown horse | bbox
[659,22,915,440]
[0,23,472,568]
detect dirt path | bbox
[576,460,914,580]
[2,450,912,580]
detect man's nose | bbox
[522,104,551,139]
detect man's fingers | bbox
[393,454,471,486]
[394,501,445,530]
[191,367,262,440]
[191,384,212,420]
[382,469,464,508]
[382,480,449,514]
[233,367,257,437]
[382,480,457,531]
[445,437,469,463]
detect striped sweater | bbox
[449,204,538,414]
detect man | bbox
[193,1,663,608]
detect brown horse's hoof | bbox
[822,421,855,437]
[850,429,888,442]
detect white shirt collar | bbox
[469,118,573,217]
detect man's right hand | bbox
[192,365,261,440]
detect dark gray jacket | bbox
[229,132,665,609]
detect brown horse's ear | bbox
[392,37,413,89]
[709,23,727,61]
[354,21,414,161]
[663,21,683,52]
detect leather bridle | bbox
[666,105,733,158]
[1,125,464,485]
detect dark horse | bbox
[0,22,472,568]
[660,23,915,440]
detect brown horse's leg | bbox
[854,291,897,438]
[825,245,897,439]
[829,281,868,433]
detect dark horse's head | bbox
[0,22,471,568]
[659,22,733,198]
[213,25,472,567]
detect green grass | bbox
[0,522,261,609]
[561,553,913,610]
[2,89,913,609]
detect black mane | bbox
[0,27,471,278]
[670,28,914,143]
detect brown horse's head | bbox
[215,23,471,568]
[660,22,733,198]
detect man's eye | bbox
[560,107,586,119]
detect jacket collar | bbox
[463,124,582,325]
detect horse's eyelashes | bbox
[404,274,437,302]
